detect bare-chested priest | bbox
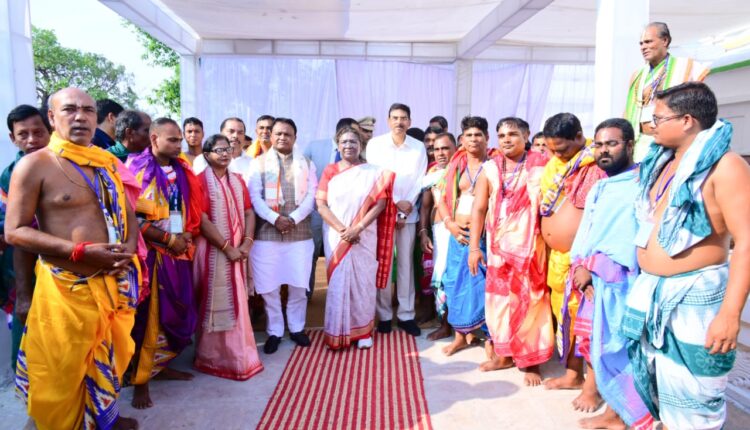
[539,113,606,412]
[622,82,750,430]
[6,87,140,429]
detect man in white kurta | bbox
[248,118,318,354]
[366,103,428,336]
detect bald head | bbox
[48,87,97,146]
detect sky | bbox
[30,0,173,116]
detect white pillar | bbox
[455,60,473,134]
[0,0,36,166]
[592,0,649,126]
[180,54,200,122]
[0,0,35,378]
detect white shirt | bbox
[192,153,208,175]
[366,132,427,223]
[229,152,253,184]
[247,151,318,225]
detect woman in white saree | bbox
[316,127,396,350]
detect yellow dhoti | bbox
[547,249,578,355]
[15,260,136,430]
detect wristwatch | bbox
[397,212,407,221]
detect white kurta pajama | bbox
[248,147,318,337]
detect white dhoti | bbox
[251,239,314,336]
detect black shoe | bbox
[264,335,281,354]
[377,320,392,334]
[290,331,311,347]
[397,319,421,336]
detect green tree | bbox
[32,27,137,107]
[127,23,181,116]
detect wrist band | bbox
[243,236,254,243]
[469,248,481,253]
[70,241,92,263]
[221,240,230,251]
[161,231,170,244]
[418,227,428,234]
[442,216,451,224]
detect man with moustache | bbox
[625,22,709,161]
[367,103,427,336]
[570,118,653,429]
[182,117,205,166]
[539,113,606,413]
[622,82,750,429]
[436,116,492,355]
[248,118,317,353]
[419,133,457,340]
[246,115,275,158]
[108,110,152,162]
[468,117,553,385]
[7,88,140,430]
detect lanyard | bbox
[501,152,526,198]
[464,164,484,192]
[67,160,121,242]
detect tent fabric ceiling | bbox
[157,0,750,53]
[159,0,502,42]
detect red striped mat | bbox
[257,330,432,430]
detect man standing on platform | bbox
[622,82,750,430]
[538,113,605,411]
[92,98,123,149]
[367,103,427,336]
[128,117,202,409]
[7,88,140,430]
[248,118,318,354]
[182,117,205,166]
[625,22,709,161]
[108,110,152,162]
[468,117,553,385]
[246,115,275,158]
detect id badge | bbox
[634,220,654,248]
[640,105,655,123]
[169,210,184,233]
[107,223,118,244]
[456,195,474,216]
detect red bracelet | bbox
[70,241,92,263]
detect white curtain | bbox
[198,56,340,147]
[336,60,456,136]
[470,62,554,143]
[542,64,596,135]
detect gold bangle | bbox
[221,240,230,251]
[243,236,254,243]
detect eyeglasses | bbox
[338,139,360,148]
[591,140,629,149]
[651,114,683,127]
[211,147,232,155]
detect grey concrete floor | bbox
[1,328,748,429]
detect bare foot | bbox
[427,320,452,341]
[521,365,543,386]
[442,332,471,356]
[578,406,626,429]
[544,369,584,390]
[114,416,139,430]
[572,389,603,413]
[154,367,194,381]
[479,356,515,372]
[573,363,603,412]
[131,384,152,409]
